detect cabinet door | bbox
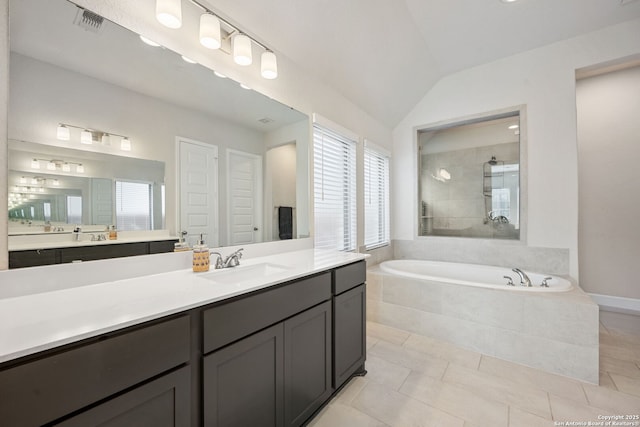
[54,366,190,427]
[284,301,332,427]
[203,323,284,427]
[333,284,366,389]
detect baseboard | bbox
[589,293,640,314]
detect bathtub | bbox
[379,259,572,292]
[368,259,599,383]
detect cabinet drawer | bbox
[0,315,190,426]
[203,272,331,354]
[333,261,366,295]
[9,248,58,268]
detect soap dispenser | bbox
[192,234,210,272]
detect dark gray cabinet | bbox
[204,324,284,427]
[0,315,191,426]
[0,260,366,427]
[54,366,191,427]
[334,284,366,388]
[284,301,332,427]
[9,239,178,268]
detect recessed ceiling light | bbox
[240,83,251,90]
[181,56,197,64]
[214,71,227,78]
[508,124,519,129]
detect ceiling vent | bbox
[74,8,104,33]
[258,117,274,124]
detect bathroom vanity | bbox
[0,250,366,427]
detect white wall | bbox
[393,18,640,279]
[576,65,640,300]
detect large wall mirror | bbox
[8,0,310,249]
[417,110,522,240]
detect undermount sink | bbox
[199,263,291,285]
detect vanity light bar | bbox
[154,0,278,79]
[56,123,132,151]
[30,158,85,174]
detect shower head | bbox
[488,156,498,165]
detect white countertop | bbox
[0,249,366,364]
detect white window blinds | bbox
[364,144,390,249]
[116,181,152,231]
[313,123,357,251]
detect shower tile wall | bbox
[421,142,519,238]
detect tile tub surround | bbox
[366,266,599,383]
[394,239,570,275]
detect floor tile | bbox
[363,355,411,391]
[307,403,389,427]
[600,355,640,379]
[332,376,368,406]
[583,382,640,414]
[352,382,465,427]
[368,340,448,379]
[399,371,509,427]
[600,342,639,364]
[600,311,640,336]
[402,333,481,370]
[443,363,552,419]
[367,335,379,351]
[509,407,554,427]
[366,321,411,346]
[599,371,618,391]
[609,373,640,398]
[478,355,587,404]
[549,394,607,423]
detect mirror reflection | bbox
[8,0,310,248]
[8,140,165,234]
[418,112,521,240]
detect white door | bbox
[227,149,262,245]
[178,138,219,247]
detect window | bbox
[364,143,390,249]
[66,196,82,224]
[313,123,357,251]
[116,181,152,231]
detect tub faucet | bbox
[512,268,532,287]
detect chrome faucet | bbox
[210,251,224,269]
[223,248,244,268]
[512,268,532,287]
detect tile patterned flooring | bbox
[309,310,640,427]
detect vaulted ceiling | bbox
[205,0,640,127]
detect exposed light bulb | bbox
[233,34,252,66]
[81,129,93,144]
[261,51,278,79]
[57,124,70,141]
[156,0,182,29]
[62,163,71,172]
[101,133,111,146]
[200,14,221,49]
[47,161,56,171]
[76,164,85,174]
